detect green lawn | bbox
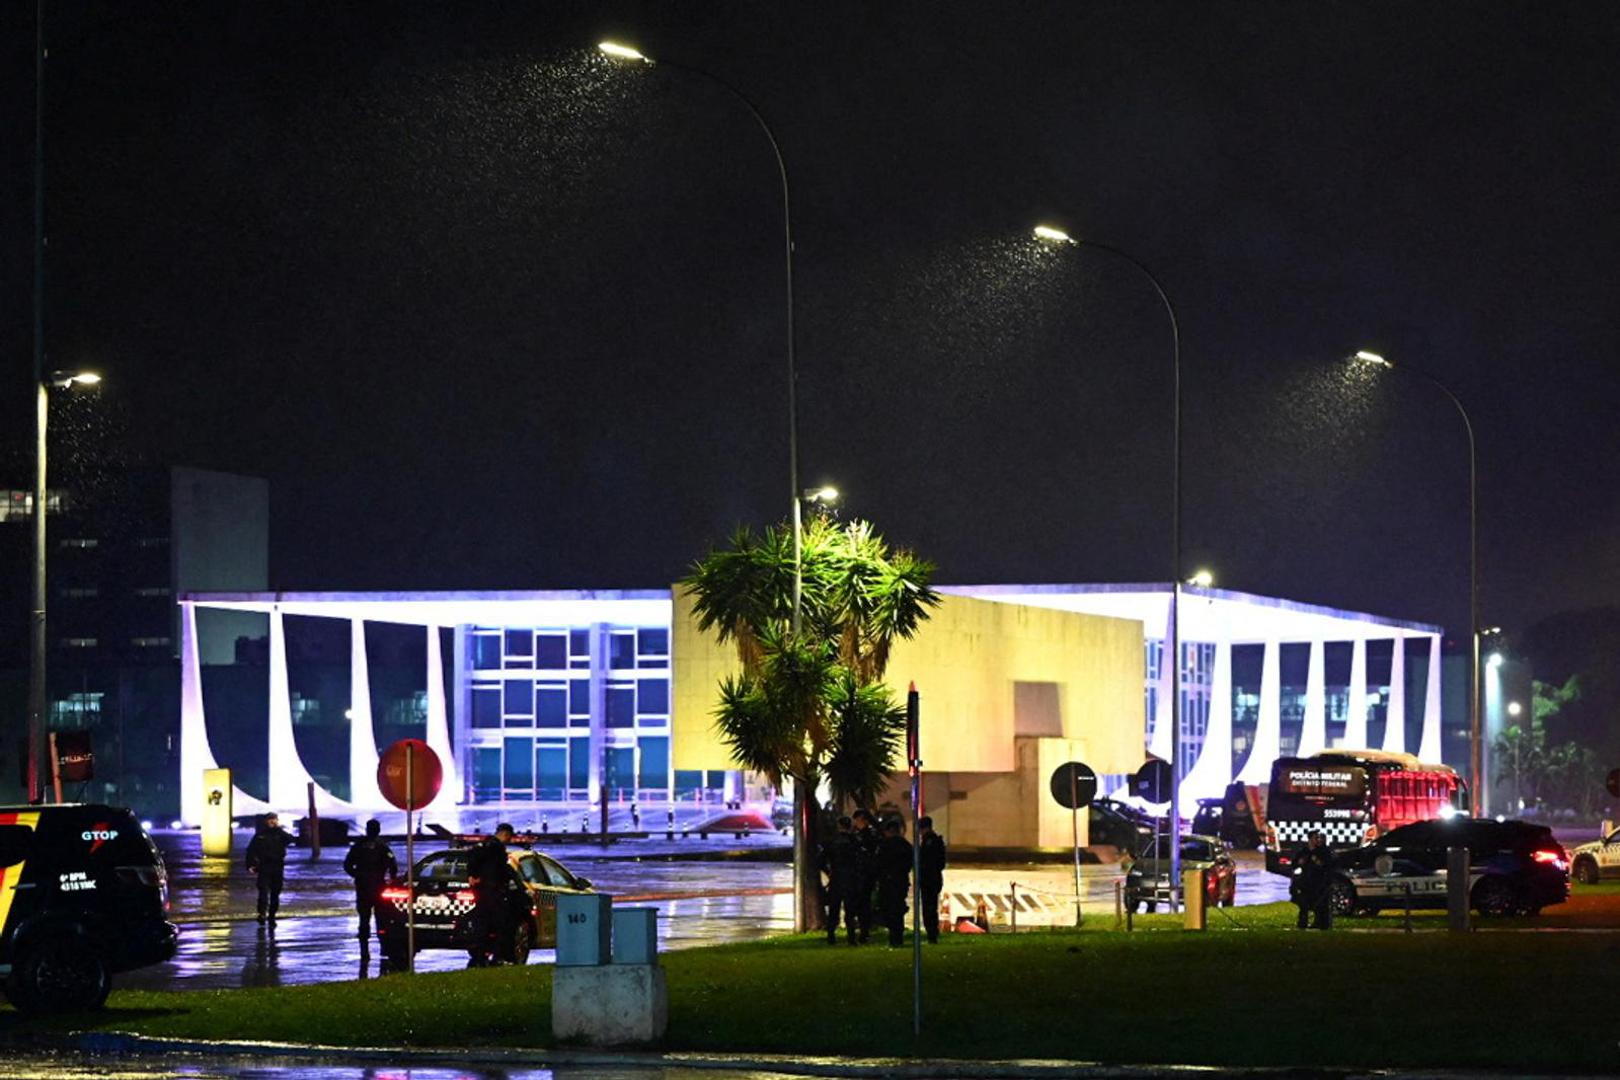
[3,899,1617,1071]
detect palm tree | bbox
[683,515,939,931]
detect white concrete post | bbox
[1382,633,1407,754]
[1180,637,1232,801]
[1149,597,1174,761]
[1344,637,1369,749]
[1236,639,1281,784]
[424,625,461,810]
[1417,634,1443,762]
[268,606,320,810]
[1296,639,1327,758]
[348,619,385,809]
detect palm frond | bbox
[822,671,908,809]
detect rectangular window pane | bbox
[504,629,533,663]
[569,737,591,788]
[607,685,635,728]
[637,736,669,788]
[473,748,502,799]
[503,679,533,717]
[536,686,567,727]
[605,746,634,795]
[674,770,703,796]
[536,633,567,669]
[504,737,534,790]
[537,746,567,799]
[570,629,590,658]
[569,679,590,715]
[637,628,669,656]
[609,632,635,669]
[472,686,502,729]
[638,678,669,715]
[472,634,502,670]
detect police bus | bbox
[1264,749,1466,875]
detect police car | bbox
[0,804,178,1012]
[1569,825,1620,885]
[375,840,594,967]
[1323,818,1569,917]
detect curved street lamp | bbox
[1352,349,1481,815]
[1033,225,1186,902]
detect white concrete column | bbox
[179,603,268,825]
[1296,639,1327,758]
[1180,637,1232,801]
[348,619,385,809]
[1237,639,1282,783]
[425,625,462,809]
[1381,632,1407,754]
[1344,637,1369,749]
[1148,596,1174,761]
[1417,634,1443,762]
[268,606,320,810]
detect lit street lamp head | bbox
[598,41,650,63]
[802,485,839,505]
[1186,569,1214,588]
[1353,350,1392,367]
[1032,224,1075,245]
[46,370,102,389]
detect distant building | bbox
[0,467,267,811]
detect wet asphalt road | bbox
[0,1056,802,1080]
[121,831,1291,991]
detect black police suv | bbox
[1324,817,1569,918]
[0,804,178,1012]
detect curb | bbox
[65,1032,1612,1080]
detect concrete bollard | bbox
[1182,869,1206,930]
[1447,846,1471,932]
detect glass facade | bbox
[1144,638,1215,777]
[462,623,672,805]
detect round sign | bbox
[378,739,442,811]
[1132,759,1174,803]
[1050,762,1098,810]
[1607,768,1620,799]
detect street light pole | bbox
[1353,351,1480,815]
[1034,227,1183,901]
[28,0,48,804]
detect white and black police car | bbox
[0,805,177,1012]
[1569,824,1620,884]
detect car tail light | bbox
[1532,849,1567,869]
[381,886,411,903]
[455,890,477,904]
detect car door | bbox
[1599,830,1620,878]
[514,854,551,943]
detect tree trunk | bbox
[792,776,824,932]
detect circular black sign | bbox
[1606,767,1619,799]
[1132,759,1175,803]
[1050,762,1098,810]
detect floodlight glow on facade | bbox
[598,41,649,62]
[1033,225,1074,244]
[47,370,101,389]
[1488,652,1505,668]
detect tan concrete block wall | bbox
[670,587,744,772]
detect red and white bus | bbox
[1264,749,1466,875]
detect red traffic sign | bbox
[1606,768,1619,799]
[377,739,442,811]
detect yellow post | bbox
[1182,869,1206,930]
[201,768,234,856]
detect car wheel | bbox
[1326,878,1357,917]
[510,920,534,966]
[1472,877,1517,918]
[7,939,111,1014]
[1574,857,1600,886]
[1145,902,1157,914]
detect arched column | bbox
[179,602,266,825]
[267,606,351,813]
[1296,639,1327,758]
[1417,634,1443,762]
[348,618,385,809]
[1236,639,1281,783]
[1180,637,1232,801]
[1344,637,1369,748]
[1381,632,1407,754]
[425,625,462,809]
[1148,598,1173,761]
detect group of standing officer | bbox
[822,810,947,946]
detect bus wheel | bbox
[1574,857,1600,886]
[1326,878,1356,916]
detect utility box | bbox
[557,893,612,966]
[612,907,659,965]
[1182,869,1206,930]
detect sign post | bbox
[1132,759,1175,909]
[1050,762,1098,927]
[378,738,442,974]
[907,683,921,1038]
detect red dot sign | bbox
[377,739,443,811]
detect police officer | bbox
[1293,829,1335,930]
[343,819,398,943]
[821,815,860,944]
[875,818,914,947]
[466,822,517,965]
[245,812,294,926]
[850,809,880,943]
[918,815,947,944]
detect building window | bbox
[638,678,669,715]
[60,637,97,648]
[536,685,568,728]
[503,679,534,722]
[609,632,635,670]
[0,490,67,521]
[60,586,99,598]
[133,586,171,598]
[637,735,670,790]
[131,636,172,648]
[60,538,98,550]
[503,629,533,667]
[607,684,636,728]
[134,537,169,548]
[535,633,567,670]
[472,684,501,729]
[471,632,502,671]
[569,629,591,669]
[49,691,103,729]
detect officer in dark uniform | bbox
[466,822,517,965]
[245,813,294,926]
[918,816,947,944]
[875,818,914,946]
[1292,829,1335,930]
[850,809,880,943]
[821,815,860,944]
[343,818,398,943]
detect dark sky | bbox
[3,2,1617,639]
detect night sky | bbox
[3,2,1616,640]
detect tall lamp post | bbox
[1032,225,1185,899]
[28,370,102,803]
[1351,350,1481,815]
[599,41,825,930]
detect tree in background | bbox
[683,515,938,931]
[1494,676,1609,818]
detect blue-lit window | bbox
[537,745,567,800]
[536,686,567,727]
[504,630,532,667]
[504,679,533,719]
[570,630,591,669]
[638,678,669,715]
[637,736,669,788]
[609,632,635,670]
[473,748,501,799]
[569,737,590,789]
[674,770,704,796]
[607,685,635,728]
[504,737,534,791]
[605,747,634,794]
[569,679,590,715]
[637,628,668,656]
[472,685,501,729]
[536,633,567,669]
[472,633,502,670]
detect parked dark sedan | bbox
[1324,818,1569,917]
